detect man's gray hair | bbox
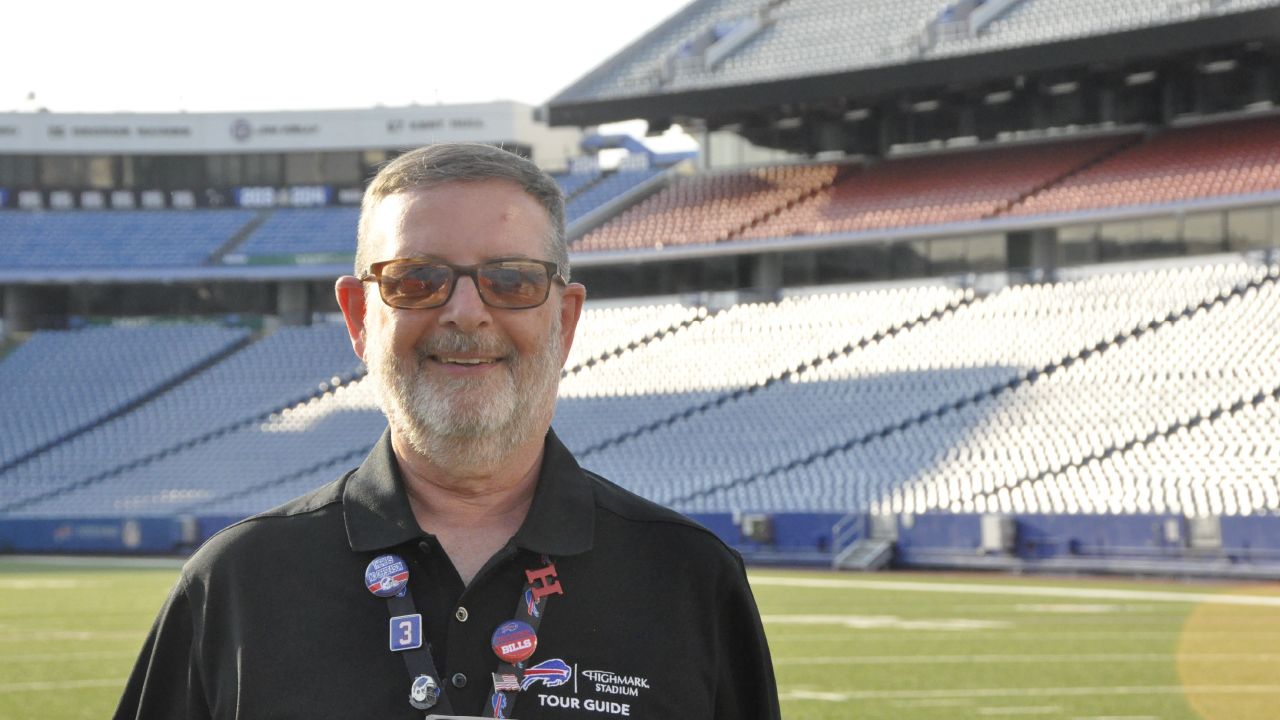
[355,143,569,281]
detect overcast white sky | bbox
[1,0,691,114]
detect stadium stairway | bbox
[974,381,1280,511]
[561,306,719,377]
[205,209,274,265]
[721,164,857,243]
[987,132,1145,219]
[576,289,980,458]
[664,264,1280,511]
[179,443,372,515]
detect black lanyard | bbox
[483,556,561,718]
[375,552,563,719]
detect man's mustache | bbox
[416,331,515,361]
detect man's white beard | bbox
[365,315,563,473]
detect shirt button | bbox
[455,607,469,623]
[451,673,468,688]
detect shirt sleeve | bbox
[714,554,782,720]
[113,574,212,720]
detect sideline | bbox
[749,573,1280,607]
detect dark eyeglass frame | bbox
[359,257,568,310]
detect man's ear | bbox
[557,282,587,366]
[335,276,368,360]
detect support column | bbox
[276,281,312,327]
[3,285,66,334]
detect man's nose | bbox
[437,275,492,330]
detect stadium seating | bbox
[566,166,669,224]
[552,0,1280,103]
[673,261,1277,515]
[0,324,249,470]
[234,207,359,259]
[0,210,258,268]
[0,322,361,512]
[1007,117,1280,216]
[739,136,1132,239]
[931,0,1272,58]
[3,258,1279,520]
[575,163,841,251]
[552,169,603,199]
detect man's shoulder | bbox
[183,471,350,576]
[582,468,741,561]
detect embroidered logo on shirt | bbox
[520,658,573,690]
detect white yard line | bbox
[751,574,1280,607]
[0,650,136,663]
[0,678,124,693]
[780,685,1280,702]
[976,707,1061,716]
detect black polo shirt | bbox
[115,428,780,719]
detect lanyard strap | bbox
[385,590,456,716]
[483,556,563,719]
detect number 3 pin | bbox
[389,613,423,652]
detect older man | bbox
[116,143,779,719]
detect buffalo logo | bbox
[520,658,572,690]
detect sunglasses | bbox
[360,258,567,310]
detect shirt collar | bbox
[344,427,595,557]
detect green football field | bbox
[2,557,1278,720]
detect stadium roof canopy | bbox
[548,0,1280,152]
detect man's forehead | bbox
[369,180,550,258]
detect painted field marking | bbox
[0,578,92,590]
[0,678,124,693]
[893,698,974,708]
[1070,716,1160,720]
[1013,603,1120,613]
[0,650,136,663]
[779,684,1280,702]
[761,614,1009,630]
[774,652,1280,666]
[750,574,1280,608]
[977,707,1060,716]
[0,630,142,642]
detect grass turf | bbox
[1,558,1277,719]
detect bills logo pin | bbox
[524,587,541,618]
[365,554,410,598]
[409,674,439,710]
[489,692,509,718]
[491,620,538,664]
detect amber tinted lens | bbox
[381,261,453,308]
[476,261,551,308]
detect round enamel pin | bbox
[491,620,538,664]
[409,674,440,710]
[364,554,410,598]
